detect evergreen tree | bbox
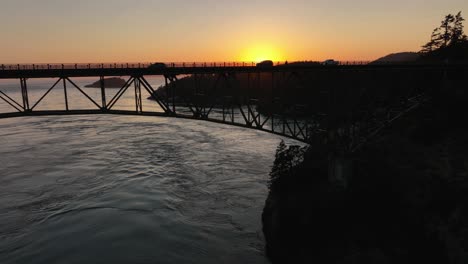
[440,14,455,47]
[451,11,467,44]
[269,140,306,190]
[421,27,442,52]
[421,12,467,53]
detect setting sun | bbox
[239,44,286,62]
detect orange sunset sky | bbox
[0,0,467,63]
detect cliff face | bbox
[262,94,468,263]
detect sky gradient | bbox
[0,0,467,63]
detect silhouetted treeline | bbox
[420,11,468,63]
[419,41,468,63]
[421,12,467,53]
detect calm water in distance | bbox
[0,77,299,263]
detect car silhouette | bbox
[256,60,274,67]
[148,62,166,69]
[322,59,339,66]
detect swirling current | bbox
[0,77,296,264]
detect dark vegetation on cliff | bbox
[420,11,468,63]
[263,91,468,262]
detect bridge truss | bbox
[0,64,465,152]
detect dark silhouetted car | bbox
[256,60,274,67]
[322,59,339,66]
[148,62,166,69]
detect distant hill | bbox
[371,43,468,64]
[85,77,126,88]
[372,52,420,64]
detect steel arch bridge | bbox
[0,62,466,151]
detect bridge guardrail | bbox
[3,60,468,71]
[0,61,382,71]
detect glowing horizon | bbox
[237,43,286,62]
[0,0,467,64]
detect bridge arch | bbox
[0,110,311,144]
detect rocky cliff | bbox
[262,90,468,263]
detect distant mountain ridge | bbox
[372,52,420,63]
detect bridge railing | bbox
[0,61,381,71]
[4,61,468,71]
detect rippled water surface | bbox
[0,78,298,263]
[0,114,299,264]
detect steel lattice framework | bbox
[1,63,466,152]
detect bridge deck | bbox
[0,64,462,79]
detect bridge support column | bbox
[164,75,178,114]
[63,77,69,111]
[100,76,107,111]
[222,96,235,123]
[216,72,235,121]
[328,153,352,188]
[20,78,30,112]
[134,77,143,113]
